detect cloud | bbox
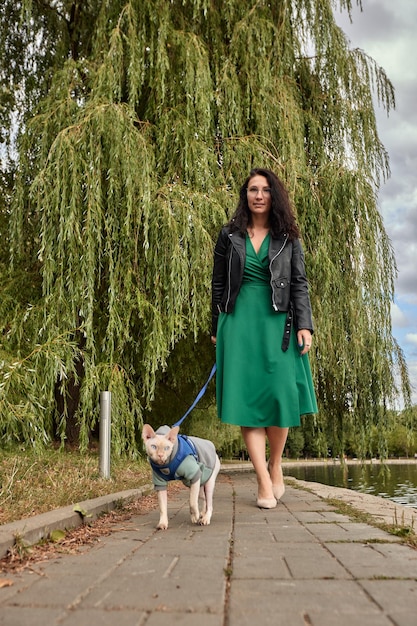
[406,334,417,348]
[406,360,417,406]
[335,0,417,406]
[391,302,409,329]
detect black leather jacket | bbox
[211,227,314,339]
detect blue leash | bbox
[172,363,217,428]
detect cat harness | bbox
[150,434,198,482]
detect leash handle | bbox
[172,363,217,428]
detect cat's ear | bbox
[167,426,180,443]
[142,424,155,441]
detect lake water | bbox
[283,461,417,508]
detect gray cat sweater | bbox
[151,426,218,491]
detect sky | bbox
[334,0,417,407]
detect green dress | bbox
[216,233,318,428]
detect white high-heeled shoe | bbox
[256,497,277,509]
[272,483,285,501]
[268,463,285,501]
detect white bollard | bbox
[99,391,111,479]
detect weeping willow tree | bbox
[0,0,411,456]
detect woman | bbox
[211,168,318,509]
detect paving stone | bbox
[306,521,398,542]
[283,499,337,512]
[233,541,350,580]
[326,541,417,579]
[1,469,415,626]
[360,578,417,612]
[386,613,417,626]
[306,611,394,626]
[79,553,227,613]
[0,606,65,625]
[235,519,319,544]
[59,608,148,625]
[290,511,351,523]
[146,612,223,626]
[7,572,102,608]
[228,579,381,625]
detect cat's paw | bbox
[157,518,168,530]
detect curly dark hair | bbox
[227,168,300,240]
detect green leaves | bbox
[73,505,92,519]
[0,0,411,457]
[49,529,66,542]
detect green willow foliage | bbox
[0,0,411,456]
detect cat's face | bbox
[142,424,179,465]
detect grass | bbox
[0,447,152,526]
[287,479,417,549]
[326,497,417,548]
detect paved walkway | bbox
[1,470,417,626]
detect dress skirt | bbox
[216,234,318,428]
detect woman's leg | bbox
[241,427,275,504]
[266,426,288,500]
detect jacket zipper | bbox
[224,234,234,311]
[269,234,288,311]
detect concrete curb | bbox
[0,485,154,559]
[287,476,417,528]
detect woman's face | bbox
[246,174,272,219]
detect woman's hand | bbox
[297,329,312,355]
[211,336,217,346]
